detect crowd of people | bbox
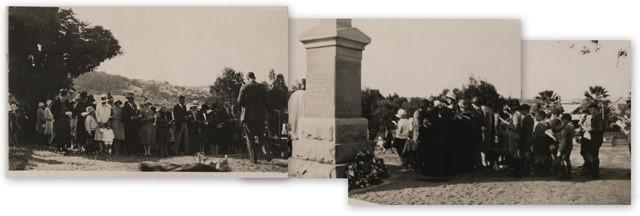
[8,71,290,163]
[381,93,625,179]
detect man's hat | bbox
[99,94,109,102]
[395,109,407,118]
[247,72,256,79]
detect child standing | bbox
[102,122,115,155]
[84,107,98,153]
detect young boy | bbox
[84,106,98,154]
[102,122,115,155]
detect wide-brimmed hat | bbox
[85,106,95,113]
[433,100,443,107]
[395,109,407,118]
[99,94,109,102]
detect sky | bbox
[290,19,522,98]
[71,6,288,87]
[523,40,631,101]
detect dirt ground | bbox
[349,144,631,205]
[9,143,288,174]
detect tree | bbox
[533,90,563,114]
[583,85,615,128]
[361,88,384,140]
[9,7,122,109]
[459,77,502,110]
[209,67,245,107]
[403,97,427,116]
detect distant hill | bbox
[73,71,210,107]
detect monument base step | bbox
[288,157,353,179]
[288,158,336,178]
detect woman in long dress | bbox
[404,110,421,170]
[497,105,522,171]
[155,107,171,157]
[43,100,55,144]
[52,91,73,152]
[36,102,46,145]
[111,101,126,154]
[8,104,22,146]
[139,102,155,158]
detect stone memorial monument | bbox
[289,19,373,178]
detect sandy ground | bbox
[349,144,631,205]
[9,143,288,174]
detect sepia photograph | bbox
[346,39,631,204]
[7,6,289,177]
[288,19,522,183]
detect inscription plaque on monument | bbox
[289,19,373,178]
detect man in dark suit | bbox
[215,100,236,154]
[173,96,190,155]
[237,72,271,163]
[531,110,551,176]
[518,104,534,177]
[589,106,606,178]
[121,92,139,155]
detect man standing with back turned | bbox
[238,72,271,163]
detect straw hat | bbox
[395,109,407,118]
[433,100,442,107]
[99,94,109,102]
[189,100,200,109]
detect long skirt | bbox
[53,117,71,149]
[112,119,125,141]
[139,123,155,146]
[156,126,170,156]
[43,120,54,135]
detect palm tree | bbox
[584,85,614,126]
[534,90,563,113]
[584,86,610,101]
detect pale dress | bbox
[101,128,115,145]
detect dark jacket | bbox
[122,101,138,124]
[558,123,575,155]
[173,103,189,125]
[268,87,288,111]
[530,120,548,153]
[237,81,270,122]
[520,114,534,152]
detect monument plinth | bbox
[289,19,372,178]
